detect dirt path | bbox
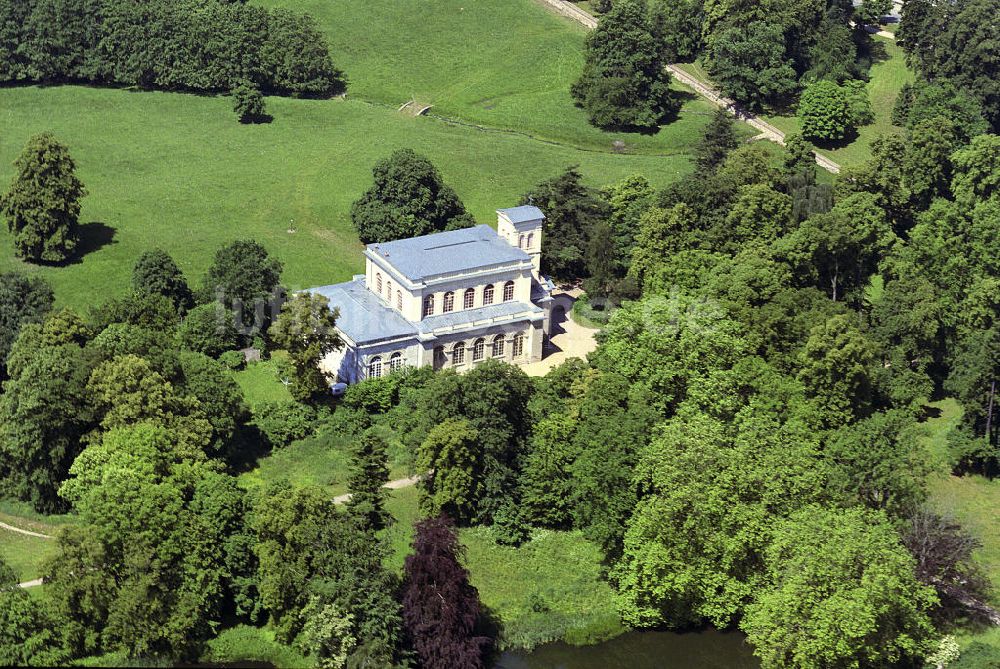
[332,473,425,504]
[535,0,842,174]
[0,521,53,540]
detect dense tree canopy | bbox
[351,149,474,244]
[571,0,680,129]
[0,0,343,97]
[0,271,53,375]
[742,507,936,669]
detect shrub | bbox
[219,349,246,371]
[252,401,318,449]
[233,82,266,123]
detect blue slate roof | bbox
[309,277,544,346]
[367,225,530,282]
[310,278,417,344]
[497,205,545,224]
[418,300,543,333]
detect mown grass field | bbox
[762,36,914,168]
[0,0,731,311]
[258,0,721,154]
[0,86,698,311]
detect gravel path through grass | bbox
[536,0,843,173]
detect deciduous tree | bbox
[742,506,937,669]
[571,0,680,129]
[351,149,474,244]
[269,291,342,401]
[401,516,490,669]
[132,248,193,312]
[0,132,87,263]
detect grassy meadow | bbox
[258,0,722,154]
[918,399,1000,653]
[762,36,914,168]
[0,0,731,311]
[0,504,69,582]
[0,86,700,311]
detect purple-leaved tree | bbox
[401,516,491,669]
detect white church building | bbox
[311,205,556,383]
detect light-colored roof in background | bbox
[367,224,530,282]
[497,205,545,224]
[310,278,417,344]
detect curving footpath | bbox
[1,521,54,589]
[0,520,53,540]
[332,473,425,505]
[536,0,842,174]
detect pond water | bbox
[494,629,760,669]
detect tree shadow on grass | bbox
[224,423,272,475]
[60,221,116,266]
[240,112,275,125]
[812,127,861,151]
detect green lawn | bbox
[918,399,1000,653]
[0,505,69,582]
[762,36,914,168]
[258,0,718,155]
[0,529,57,583]
[233,355,294,408]
[382,485,622,650]
[463,526,624,650]
[0,86,698,311]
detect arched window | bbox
[503,280,515,302]
[492,335,505,357]
[443,291,455,313]
[527,232,534,248]
[453,341,465,365]
[396,290,402,310]
[463,288,475,310]
[368,356,383,379]
[389,352,403,372]
[473,338,485,361]
[483,284,494,305]
[433,346,446,370]
[518,234,525,249]
[376,273,382,293]
[512,333,524,358]
[386,280,392,300]
[423,294,435,317]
